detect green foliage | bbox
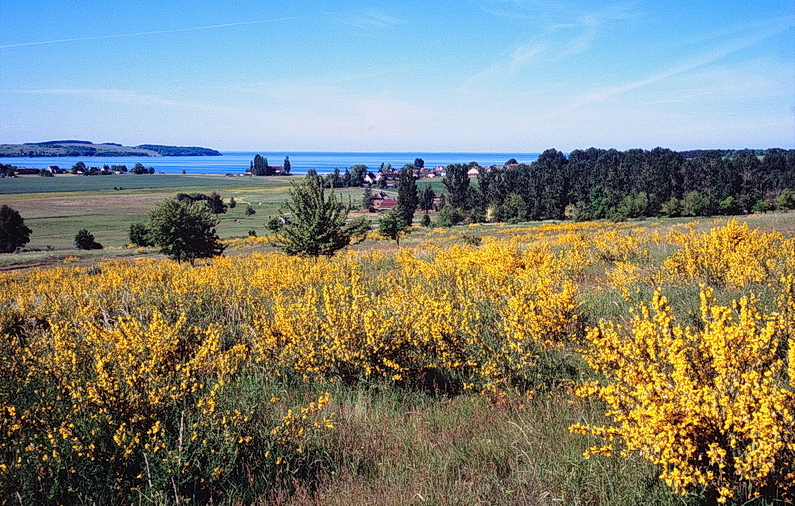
[682,190,708,217]
[130,162,154,174]
[228,195,237,209]
[461,233,482,246]
[349,164,368,187]
[501,192,527,222]
[271,176,370,257]
[420,213,432,227]
[283,155,292,174]
[396,165,418,226]
[205,191,228,215]
[718,196,741,215]
[615,192,649,220]
[251,154,272,176]
[0,205,32,253]
[146,199,225,265]
[128,222,152,247]
[74,228,102,250]
[660,197,682,218]
[442,164,470,210]
[775,188,795,210]
[362,186,375,211]
[418,184,435,213]
[70,161,86,174]
[245,204,256,216]
[436,205,464,227]
[378,208,409,246]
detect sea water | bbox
[1,152,540,175]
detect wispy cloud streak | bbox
[0,17,300,49]
[540,15,795,119]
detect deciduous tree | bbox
[0,205,32,253]
[378,208,409,246]
[205,192,228,215]
[418,184,435,213]
[442,164,470,210]
[146,199,225,265]
[396,164,418,226]
[74,229,102,250]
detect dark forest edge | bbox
[433,147,795,223]
[0,141,222,157]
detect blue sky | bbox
[1,0,793,152]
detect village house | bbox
[370,190,398,211]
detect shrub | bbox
[572,287,795,503]
[74,228,102,250]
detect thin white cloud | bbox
[541,16,795,119]
[0,88,251,116]
[461,3,636,92]
[0,17,301,49]
[344,10,406,31]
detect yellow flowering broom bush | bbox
[0,269,334,503]
[572,285,795,503]
[5,218,792,503]
[0,238,583,502]
[662,219,788,288]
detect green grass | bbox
[275,385,683,506]
[1,176,371,249]
[0,173,271,194]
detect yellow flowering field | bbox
[1,216,793,503]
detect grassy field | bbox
[1,174,372,250]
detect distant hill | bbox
[135,144,222,156]
[0,141,222,157]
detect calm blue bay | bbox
[1,152,540,175]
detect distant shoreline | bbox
[0,141,222,158]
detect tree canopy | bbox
[74,229,102,250]
[0,205,32,253]
[146,199,225,265]
[378,208,409,246]
[396,164,418,226]
[270,176,370,257]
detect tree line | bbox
[439,147,795,224]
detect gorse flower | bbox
[1,217,792,503]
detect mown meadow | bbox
[1,178,794,505]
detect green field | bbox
[1,175,372,251]
[0,173,276,194]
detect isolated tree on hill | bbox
[146,198,225,265]
[414,158,425,169]
[270,176,370,257]
[283,156,291,174]
[228,196,237,209]
[0,205,32,253]
[396,164,418,226]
